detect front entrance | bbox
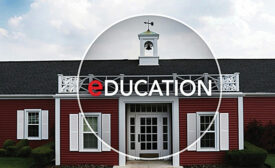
[127,104,171,159]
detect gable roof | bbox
[0,59,274,94]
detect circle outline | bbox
[75,14,223,161]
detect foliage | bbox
[6,146,17,157]
[0,157,34,168]
[15,139,29,150]
[0,148,7,157]
[245,120,275,152]
[225,141,267,167]
[31,142,54,167]
[17,146,31,157]
[265,154,275,168]
[3,139,16,149]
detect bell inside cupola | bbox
[144,41,153,50]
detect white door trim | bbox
[119,96,180,167]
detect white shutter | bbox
[220,113,229,150]
[17,110,24,139]
[78,113,84,151]
[187,113,197,151]
[42,110,48,139]
[70,114,79,151]
[102,114,111,151]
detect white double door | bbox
[128,113,170,159]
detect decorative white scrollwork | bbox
[218,74,239,92]
[58,75,90,93]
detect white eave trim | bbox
[243,92,275,97]
[0,94,54,99]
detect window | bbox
[197,112,219,151]
[79,113,101,152]
[25,109,42,140]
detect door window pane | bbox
[130,118,135,125]
[131,143,135,150]
[153,143,157,149]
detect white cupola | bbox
[138,20,159,66]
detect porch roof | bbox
[0,59,275,94]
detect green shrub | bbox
[3,139,15,149]
[15,139,29,150]
[6,146,17,156]
[0,148,7,156]
[17,146,31,157]
[225,141,267,167]
[32,142,54,167]
[245,120,275,152]
[261,121,275,152]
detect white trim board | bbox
[238,97,244,150]
[55,98,60,165]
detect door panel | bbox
[137,116,159,155]
[127,104,171,160]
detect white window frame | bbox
[196,112,219,151]
[24,109,42,140]
[79,112,102,152]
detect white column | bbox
[119,98,126,166]
[172,98,180,166]
[55,98,61,165]
[238,97,244,150]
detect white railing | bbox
[58,73,240,94]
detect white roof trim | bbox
[0,94,53,99]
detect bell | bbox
[144,41,153,50]
[146,44,152,50]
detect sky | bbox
[86,15,213,60]
[0,0,275,61]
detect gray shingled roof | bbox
[0,59,274,94]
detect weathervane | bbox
[144,20,154,31]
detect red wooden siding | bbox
[244,97,275,127]
[0,99,55,148]
[60,99,119,166]
[179,98,239,165]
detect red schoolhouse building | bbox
[0,29,274,167]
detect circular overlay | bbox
[76,14,223,160]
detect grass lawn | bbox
[265,154,275,168]
[0,157,34,168]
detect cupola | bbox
[138,20,159,66]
